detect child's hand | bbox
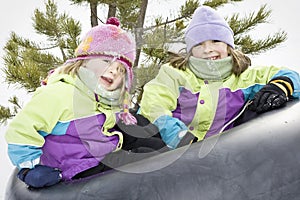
[163,130,194,149]
[249,83,288,113]
[177,131,195,148]
[17,165,62,188]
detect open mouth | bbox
[206,56,219,60]
[100,76,113,85]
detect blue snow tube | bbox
[5,99,300,200]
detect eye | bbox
[194,43,203,49]
[212,40,222,43]
[117,65,126,74]
[102,59,111,63]
[98,59,110,66]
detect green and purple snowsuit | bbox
[140,63,300,147]
[5,70,124,180]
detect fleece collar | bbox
[188,56,233,80]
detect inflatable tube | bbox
[5,99,300,200]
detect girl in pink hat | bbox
[5,17,165,188]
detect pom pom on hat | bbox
[185,6,235,52]
[106,17,120,26]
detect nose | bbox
[203,43,213,53]
[108,67,116,76]
[107,63,118,75]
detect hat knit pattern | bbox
[185,6,235,52]
[74,17,136,89]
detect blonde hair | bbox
[168,46,251,76]
[56,60,84,76]
[119,76,126,104]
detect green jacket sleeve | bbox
[139,64,184,122]
[5,83,73,147]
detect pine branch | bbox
[0,106,12,125]
[228,4,271,36]
[0,96,23,125]
[235,30,287,54]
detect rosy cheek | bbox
[219,50,229,58]
[192,51,202,58]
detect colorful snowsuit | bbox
[140,63,300,144]
[5,71,124,180]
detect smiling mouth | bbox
[101,76,113,84]
[206,56,219,60]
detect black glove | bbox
[17,165,62,188]
[177,131,197,148]
[249,76,294,113]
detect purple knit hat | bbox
[185,6,235,52]
[68,17,136,89]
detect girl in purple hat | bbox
[5,17,165,188]
[139,6,300,149]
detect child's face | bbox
[85,58,126,91]
[191,40,228,60]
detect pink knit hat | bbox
[68,17,136,89]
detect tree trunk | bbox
[90,0,98,27]
[134,0,148,67]
[107,4,117,18]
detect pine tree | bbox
[0,0,287,125]
[1,0,81,124]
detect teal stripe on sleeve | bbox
[38,121,70,136]
[7,144,42,168]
